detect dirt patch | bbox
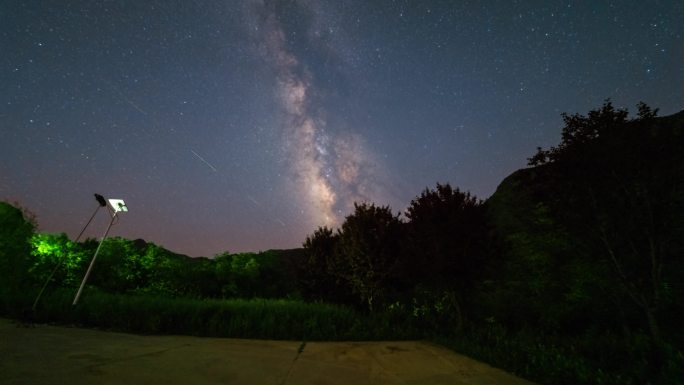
[0,318,535,385]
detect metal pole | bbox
[32,204,103,312]
[72,212,118,305]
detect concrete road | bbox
[0,318,535,385]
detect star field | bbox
[1,1,682,257]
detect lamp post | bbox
[32,194,107,312]
[72,198,128,306]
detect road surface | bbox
[1,318,535,385]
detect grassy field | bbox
[1,287,422,341]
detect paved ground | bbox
[1,318,535,385]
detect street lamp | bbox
[32,194,108,312]
[72,198,128,305]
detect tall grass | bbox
[0,287,420,341]
[433,321,684,385]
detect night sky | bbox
[2,1,683,257]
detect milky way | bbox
[251,1,383,228]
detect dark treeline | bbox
[299,102,683,343]
[296,186,486,320]
[1,101,683,384]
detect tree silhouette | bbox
[299,227,347,302]
[404,183,486,328]
[334,203,403,312]
[405,184,484,284]
[0,202,36,290]
[528,101,683,344]
[529,100,633,166]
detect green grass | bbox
[0,287,420,341]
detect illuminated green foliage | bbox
[30,233,86,286]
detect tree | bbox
[30,233,88,287]
[484,170,604,332]
[528,101,684,344]
[404,183,486,328]
[139,243,178,295]
[86,237,145,293]
[299,227,349,302]
[215,252,261,298]
[528,100,631,167]
[0,202,36,290]
[405,184,485,285]
[334,203,404,312]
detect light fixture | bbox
[108,199,128,212]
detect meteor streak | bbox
[247,195,261,206]
[190,149,217,172]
